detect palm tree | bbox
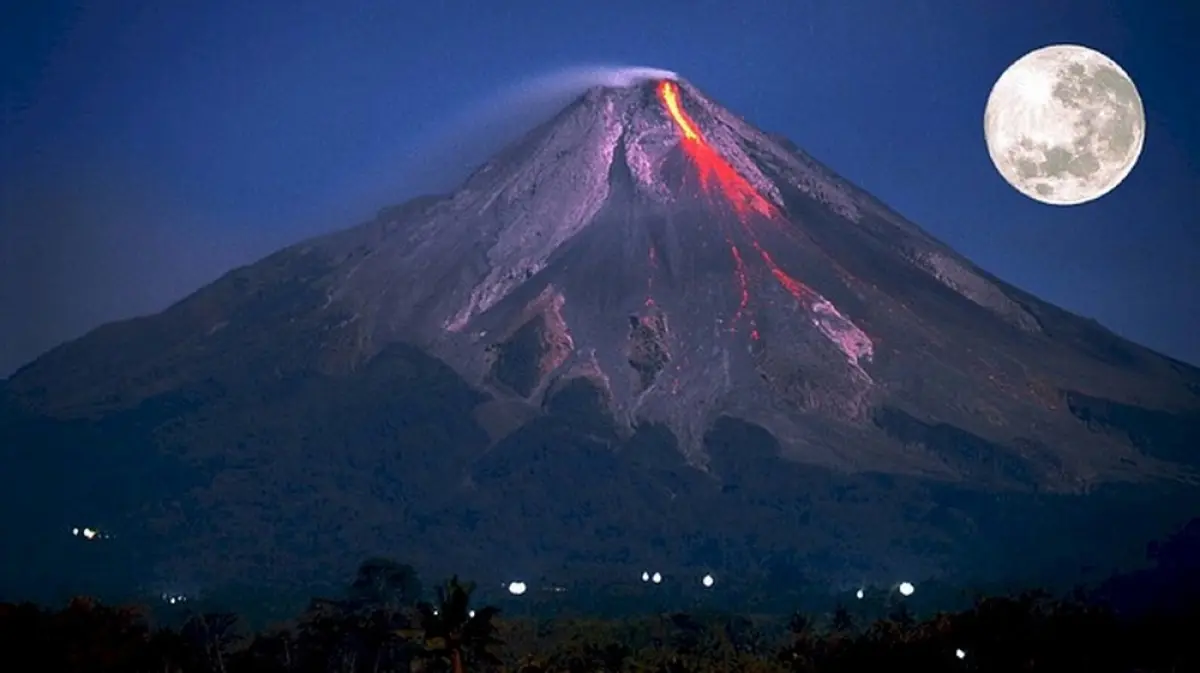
[403,576,502,673]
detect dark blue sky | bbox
[2,0,1197,376]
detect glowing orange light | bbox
[658,80,701,141]
[656,80,775,221]
[756,245,816,305]
[654,80,847,346]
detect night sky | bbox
[2,0,1197,377]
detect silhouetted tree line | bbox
[3,549,1200,673]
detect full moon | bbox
[983,44,1145,206]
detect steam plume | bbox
[394,64,679,195]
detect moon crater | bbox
[984,44,1145,205]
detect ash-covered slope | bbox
[4,76,1200,593]
[234,78,1199,485]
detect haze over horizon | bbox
[3,0,1198,377]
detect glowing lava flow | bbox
[656,79,874,366]
[657,81,775,221]
[754,245,815,304]
[727,242,759,339]
[658,79,812,309]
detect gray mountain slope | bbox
[3,77,1199,595]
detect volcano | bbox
[3,76,1199,597]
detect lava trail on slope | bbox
[655,80,873,368]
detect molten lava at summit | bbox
[656,78,862,354]
[657,80,775,221]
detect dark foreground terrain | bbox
[2,568,1196,673]
[3,520,1198,673]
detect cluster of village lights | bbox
[66,523,921,604]
[160,592,189,606]
[71,527,110,541]
[502,576,918,597]
[503,572,715,596]
[639,571,717,587]
[853,582,915,599]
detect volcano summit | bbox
[3,76,1199,595]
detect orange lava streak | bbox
[658,80,701,141]
[657,80,828,344]
[755,245,816,305]
[657,81,775,221]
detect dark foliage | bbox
[2,558,1198,673]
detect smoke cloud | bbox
[0,65,678,377]
[391,64,678,197]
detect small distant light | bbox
[508,581,527,596]
[468,610,475,618]
[898,582,915,596]
[856,589,865,600]
[433,609,439,616]
[71,528,80,536]
[651,572,662,584]
[955,648,966,659]
[82,528,97,540]
[641,571,650,582]
[701,574,715,588]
